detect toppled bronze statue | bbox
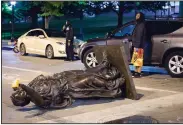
[11,46,138,109]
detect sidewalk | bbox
[2,40,14,50]
[37,93,183,123]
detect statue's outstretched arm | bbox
[51,95,73,109]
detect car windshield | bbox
[44,29,65,38]
[104,21,135,38]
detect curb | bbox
[129,65,168,75]
[2,46,14,51]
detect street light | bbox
[10,1,16,42]
[10,1,16,6]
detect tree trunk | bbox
[134,3,137,17]
[30,13,38,28]
[79,18,83,34]
[79,11,84,40]
[79,10,84,34]
[118,13,123,27]
[42,16,45,29]
[154,11,157,19]
[117,1,124,27]
[44,16,53,29]
[79,20,83,34]
[45,16,49,29]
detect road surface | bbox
[2,50,183,123]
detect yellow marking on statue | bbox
[12,79,20,88]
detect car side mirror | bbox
[38,35,45,39]
[106,32,112,38]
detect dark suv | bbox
[79,19,183,77]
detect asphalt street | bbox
[1,50,183,123]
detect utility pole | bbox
[10,1,16,42]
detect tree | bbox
[110,1,126,27]
[89,1,167,26]
[8,1,63,29]
[87,1,134,27]
[41,1,64,29]
[61,1,88,34]
[2,1,12,21]
[2,1,24,23]
[136,1,167,19]
[12,1,42,28]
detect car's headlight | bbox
[56,42,65,45]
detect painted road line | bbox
[2,52,14,55]
[2,73,30,84]
[2,73,20,80]
[135,86,180,94]
[2,66,49,74]
[40,93,182,123]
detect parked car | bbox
[78,19,183,77]
[16,28,85,59]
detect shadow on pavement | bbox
[140,72,168,77]
[15,93,144,118]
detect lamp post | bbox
[10,1,16,42]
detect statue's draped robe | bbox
[11,60,126,109]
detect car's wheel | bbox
[83,48,98,68]
[165,51,183,78]
[46,45,54,59]
[20,43,28,56]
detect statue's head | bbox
[10,88,31,107]
[10,75,72,109]
[10,82,46,108]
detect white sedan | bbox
[17,28,85,59]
